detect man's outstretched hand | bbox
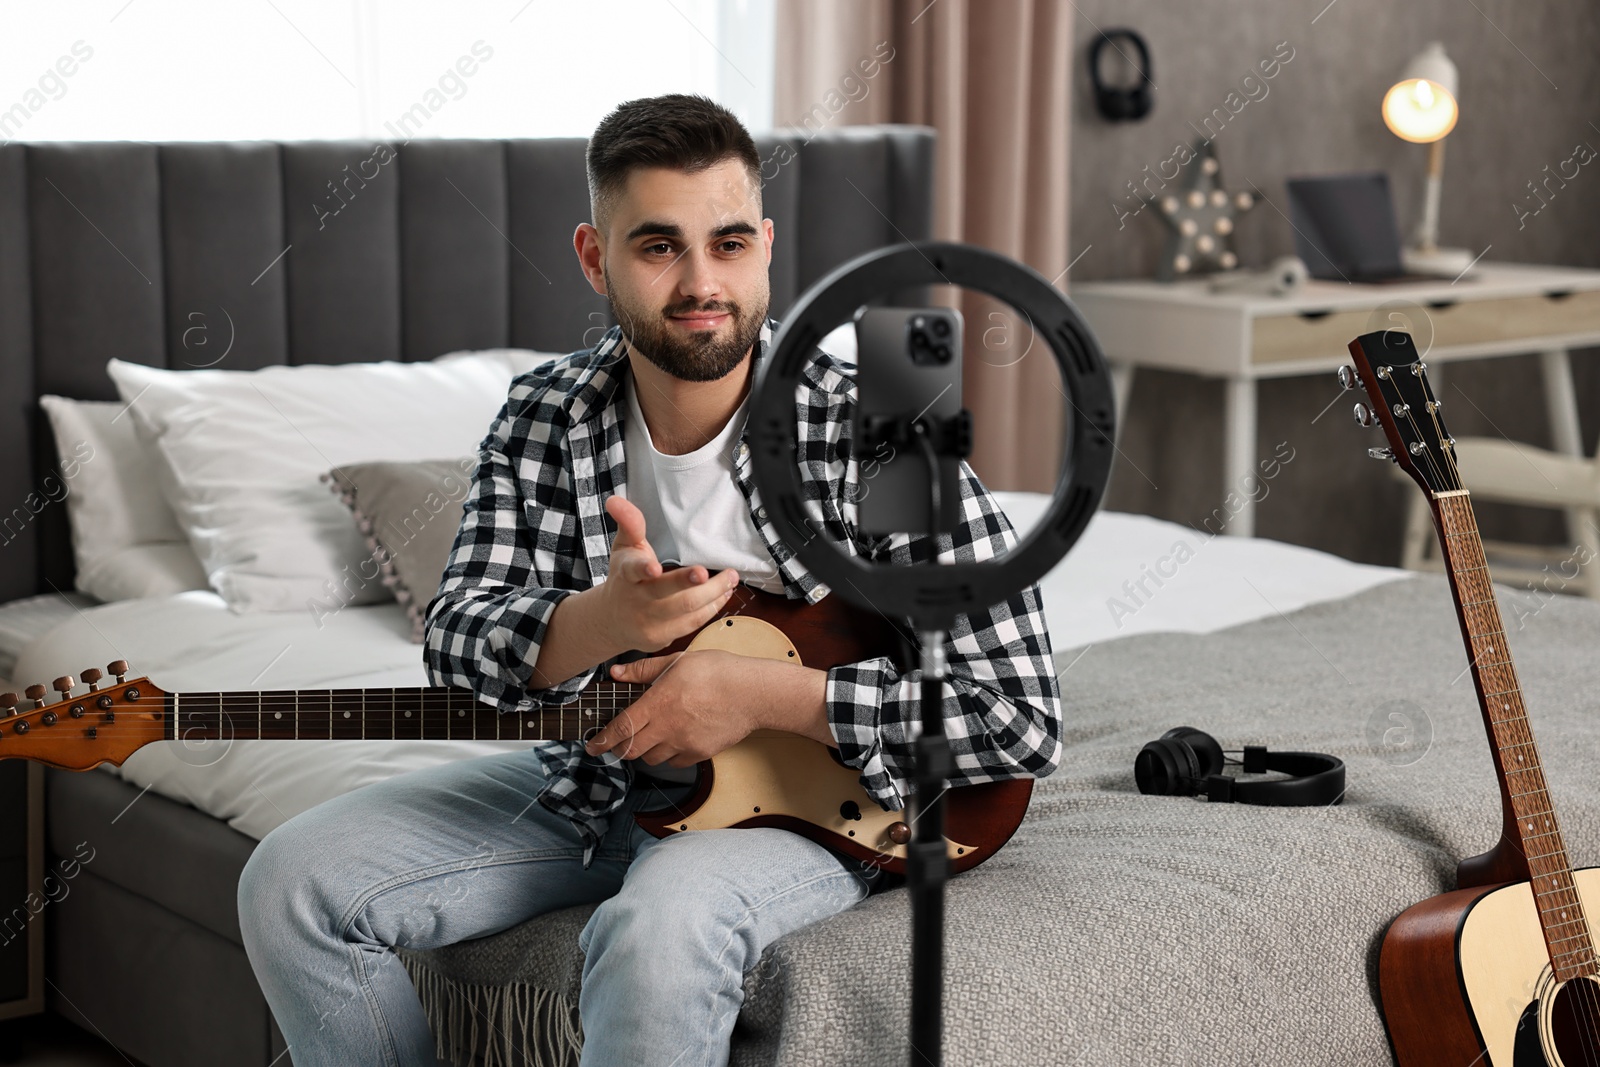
[597,494,740,653]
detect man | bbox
[238,93,1061,1067]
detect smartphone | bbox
[851,305,964,537]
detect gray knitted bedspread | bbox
[399,573,1600,1066]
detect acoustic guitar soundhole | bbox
[1514,976,1600,1066]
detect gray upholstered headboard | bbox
[0,125,935,602]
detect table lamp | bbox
[1382,42,1475,276]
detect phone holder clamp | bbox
[860,409,973,459]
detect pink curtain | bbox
[774,0,1074,492]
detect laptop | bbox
[1284,172,1437,284]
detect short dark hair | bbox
[586,93,762,240]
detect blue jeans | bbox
[237,745,882,1067]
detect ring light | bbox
[748,241,1117,630]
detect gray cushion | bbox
[325,458,477,642]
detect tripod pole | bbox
[907,630,953,1066]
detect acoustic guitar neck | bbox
[1348,328,1597,984]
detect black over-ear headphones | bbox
[1089,29,1154,122]
[1135,727,1345,806]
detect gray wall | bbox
[1069,0,1600,565]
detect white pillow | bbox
[107,349,565,615]
[439,347,562,376]
[37,395,211,602]
[81,543,211,602]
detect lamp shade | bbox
[1382,42,1459,143]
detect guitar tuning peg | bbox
[1337,365,1362,392]
[81,668,102,692]
[107,660,128,684]
[1353,403,1379,428]
[23,684,46,710]
[0,693,15,717]
[1368,447,1394,461]
[52,676,76,701]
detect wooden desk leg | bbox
[1540,347,1583,456]
[1538,348,1600,596]
[1223,376,1256,537]
[1109,362,1134,445]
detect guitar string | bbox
[1402,366,1600,1042]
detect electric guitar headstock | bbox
[0,662,169,770]
[1341,329,1462,496]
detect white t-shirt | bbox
[619,370,787,782]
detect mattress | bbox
[12,496,1409,840]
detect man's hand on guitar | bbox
[597,495,741,653]
[584,648,761,767]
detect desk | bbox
[1070,262,1600,536]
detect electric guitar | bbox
[3,578,1032,876]
[1345,329,1600,1065]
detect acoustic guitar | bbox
[4,577,1032,876]
[1346,329,1600,1066]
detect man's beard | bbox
[604,264,767,383]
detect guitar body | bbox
[1380,867,1600,1067]
[632,579,1035,876]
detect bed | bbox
[18,501,1600,1067]
[0,125,935,1067]
[6,129,1597,1067]
[12,497,1435,1065]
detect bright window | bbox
[0,0,775,144]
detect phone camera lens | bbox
[910,329,930,349]
[932,318,951,338]
[934,344,952,362]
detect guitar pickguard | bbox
[638,614,979,866]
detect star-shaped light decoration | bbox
[1145,140,1255,281]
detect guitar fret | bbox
[422,689,448,740]
[1529,850,1577,865]
[396,689,422,739]
[1541,899,1589,917]
[1547,931,1592,946]
[330,690,362,740]
[259,692,293,739]
[1552,944,1597,961]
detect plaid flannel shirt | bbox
[423,318,1062,868]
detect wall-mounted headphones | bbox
[1089,29,1154,122]
[1135,726,1346,807]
